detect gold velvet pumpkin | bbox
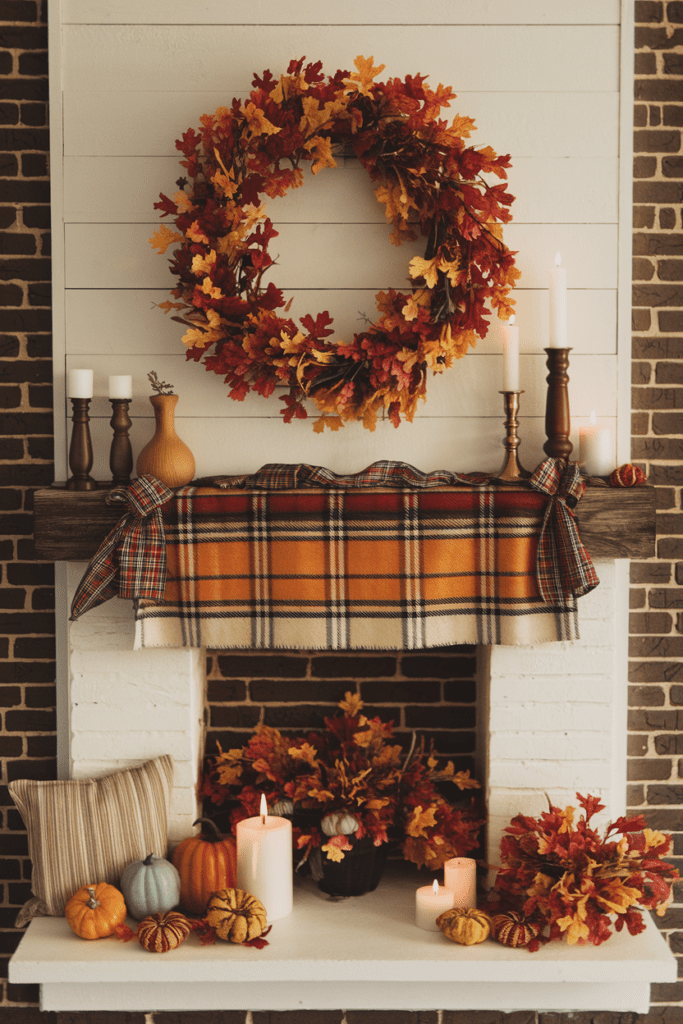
[492,911,541,948]
[205,887,268,943]
[436,906,491,945]
[137,910,192,952]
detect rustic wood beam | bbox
[32,483,656,562]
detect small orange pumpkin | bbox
[171,817,237,915]
[65,883,127,940]
[137,910,192,953]
[492,911,541,948]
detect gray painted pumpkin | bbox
[119,853,181,921]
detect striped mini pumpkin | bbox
[492,911,541,948]
[205,887,268,943]
[137,910,192,953]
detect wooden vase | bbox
[136,394,195,487]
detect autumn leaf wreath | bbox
[150,55,520,431]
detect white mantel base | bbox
[11,866,676,1013]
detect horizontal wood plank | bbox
[64,223,619,291]
[62,0,620,27]
[34,484,654,563]
[63,25,619,94]
[63,92,619,160]
[64,288,618,358]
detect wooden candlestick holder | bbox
[109,398,133,487]
[66,397,97,491]
[543,347,573,460]
[496,390,531,483]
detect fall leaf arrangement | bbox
[201,692,483,871]
[150,55,519,431]
[488,793,679,951]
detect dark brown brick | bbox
[249,679,352,704]
[659,538,683,558]
[634,154,657,177]
[656,362,683,384]
[634,128,682,151]
[635,437,683,461]
[633,336,683,359]
[311,656,396,678]
[627,783,645,805]
[263,704,339,730]
[648,588,683,608]
[632,361,652,385]
[154,1013,247,1024]
[361,680,441,703]
[629,611,674,633]
[402,655,475,679]
[209,705,260,729]
[661,310,683,331]
[636,808,683,830]
[253,1013,344,1024]
[635,0,664,19]
[630,634,683,657]
[629,685,667,706]
[634,180,683,202]
[405,706,475,729]
[628,734,649,755]
[655,734,683,754]
[636,25,683,48]
[664,155,683,177]
[660,206,678,227]
[664,105,683,126]
[634,205,656,227]
[634,283,683,307]
[630,561,672,583]
[630,660,683,681]
[632,410,649,434]
[632,386,683,409]
[635,51,658,74]
[674,685,683,705]
[655,487,676,508]
[628,758,673,780]
[650,103,662,126]
[630,708,683,729]
[634,104,649,127]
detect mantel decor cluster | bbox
[150,55,518,431]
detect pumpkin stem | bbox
[143,852,155,866]
[86,887,100,909]
[192,817,224,843]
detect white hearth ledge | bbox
[10,865,676,1013]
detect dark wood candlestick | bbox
[543,347,573,460]
[109,398,133,487]
[496,390,531,483]
[66,397,97,490]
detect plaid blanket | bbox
[132,460,595,650]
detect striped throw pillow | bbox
[9,754,174,927]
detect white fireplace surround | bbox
[9,556,677,1012]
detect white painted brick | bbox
[70,617,136,651]
[71,704,194,733]
[70,730,195,762]
[489,731,609,761]
[490,674,614,703]
[488,702,613,733]
[71,649,201,699]
[168,815,196,845]
[73,676,192,710]
[170,786,201,821]
[573,618,617,647]
[488,760,612,790]
[486,788,606,820]
[490,646,614,677]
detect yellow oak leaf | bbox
[557,913,591,945]
[192,250,217,277]
[408,256,440,289]
[148,224,184,254]
[239,101,281,138]
[339,692,364,717]
[288,742,318,765]
[343,54,386,97]
[643,828,668,851]
[172,190,193,214]
[450,113,477,138]
[304,135,337,174]
[186,220,210,245]
[406,804,438,838]
[313,415,343,433]
[201,277,223,300]
[321,841,347,863]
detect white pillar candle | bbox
[415,878,454,931]
[548,252,567,348]
[236,794,293,921]
[108,375,133,399]
[579,410,615,477]
[444,857,477,909]
[67,368,93,399]
[500,315,519,391]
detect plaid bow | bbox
[529,458,599,604]
[70,475,174,620]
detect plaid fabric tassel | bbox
[70,475,174,620]
[530,458,599,604]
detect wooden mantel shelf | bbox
[33,482,655,562]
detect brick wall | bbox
[629,0,683,1010]
[1,3,683,1024]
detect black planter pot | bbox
[318,835,388,897]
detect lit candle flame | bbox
[509,314,515,326]
[260,792,267,824]
[432,879,439,895]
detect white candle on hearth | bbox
[579,410,615,477]
[67,368,93,399]
[236,793,292,921]
[549,252,567,348]
[108,375,133,399]
[444,856,477,909]
[415,878,455,931]
[500,315,520,391]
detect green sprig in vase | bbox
[136,371,195,487]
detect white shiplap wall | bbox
[52,0,629,480]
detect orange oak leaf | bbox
[344,54,386,97]
[303,135,337,174]
[239,102,281,138]
[406,804,438,838]
[149,224,184,254]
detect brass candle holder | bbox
[496,390,531,483]
[109,398,133,487]
[66,397,98,491]
[543,347,573,460]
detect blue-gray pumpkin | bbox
[119,853,181,921]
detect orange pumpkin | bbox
[172,817,237,915]
[137,911,192,952]
[65,883,127,940]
